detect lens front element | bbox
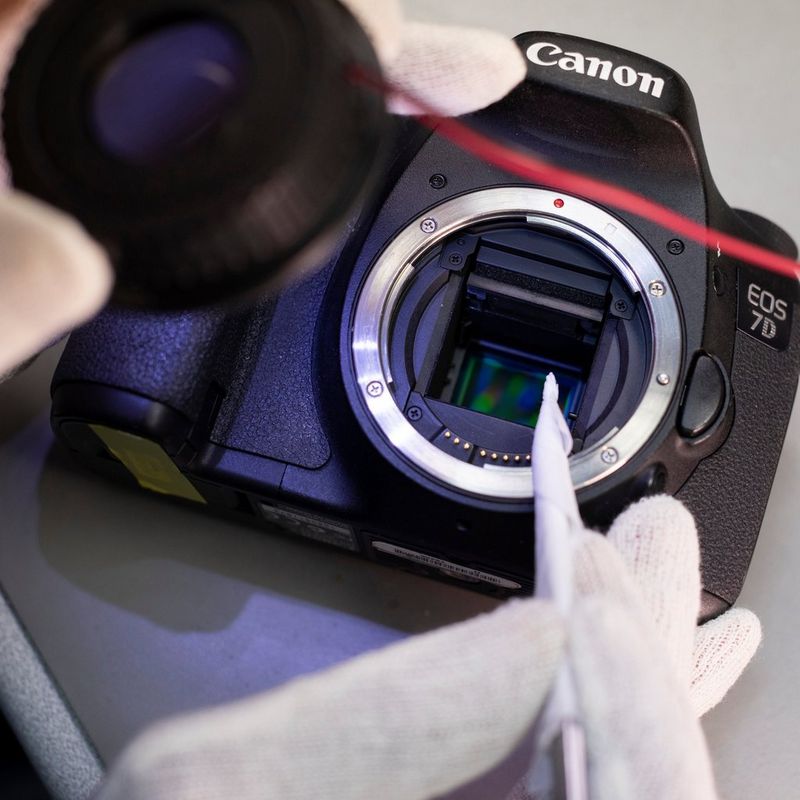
[91,21,249,165]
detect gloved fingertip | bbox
[608,495,699,574]
[613,494,697,534]
[0,191,113,376]
[386,23,526,117]
[691,607,762,717]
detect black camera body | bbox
[50,33,800,618]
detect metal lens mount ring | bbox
[350,187,683,500]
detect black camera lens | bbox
[3,0,389,308]
[91,21,249,166]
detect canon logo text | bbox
[526,42,666,99]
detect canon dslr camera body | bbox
[50,33,800,618]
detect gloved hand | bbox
[96,495,760,800]
[0,0,526,377]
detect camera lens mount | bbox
[350,187,683,501]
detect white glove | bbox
[515,498,761,800]
[0,0,526,377]
[95,495,760,800]
[344,0,526,116]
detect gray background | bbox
[1,0,798,797]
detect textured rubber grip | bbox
[678,328,800,604]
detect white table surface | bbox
[1,1,798,797]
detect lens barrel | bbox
[3,0,388,308]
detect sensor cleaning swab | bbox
[526,373,589,799]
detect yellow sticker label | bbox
[89,425,206,504]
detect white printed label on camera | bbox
[371,542,521,589]
[258,503,358,552]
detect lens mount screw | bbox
[657,373,671,386]
[667,239,685,255]
[407,406,422,421]
[420,218,437,234]
[429,173,447,190]
[448,253,463,266]
[601,447,619,465]
[366,381,384,397]
[613,298,628,313]
[649,280,667,297]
